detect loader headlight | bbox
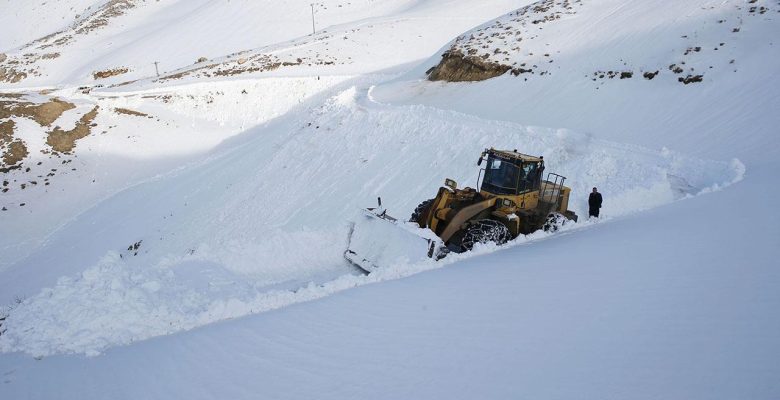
[445,179,457,190]
[502,198,516,208]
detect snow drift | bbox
[0,81,744,356]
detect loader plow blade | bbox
[345,208,444,273]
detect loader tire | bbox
[410,199,434,225]
[543,212,567,232]
[460,219,512,252]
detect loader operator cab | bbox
[478,149,544,195]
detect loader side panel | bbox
[558,186,572,213]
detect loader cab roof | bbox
[487,148,544,164]
[480,149,545,195]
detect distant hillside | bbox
[427,0,777,83]
[0,0,425,87]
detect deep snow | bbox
[1,169,778,399]
[1,0,779,398]
[0,78,744,356]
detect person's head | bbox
[592,187,598,193]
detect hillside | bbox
[0,0,527,269]
[1,0,778,399]
[379,0,779,161]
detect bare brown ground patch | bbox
[0,98,76,126]
[1,141,29,172]
[0,119,14,142]
[114,107,149,117]
[93,67,129,80]
[0,93,24,99]
[0,120,28,173]
[47,106,99,153]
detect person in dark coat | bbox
[588,187,603,218]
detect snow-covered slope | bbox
[0,0,778,398]
[0,0,531,269]
[0,78,744,355]
[2,167,778,399]
[0,0,523,87]
[377,0,780,161]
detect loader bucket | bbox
[345,208,444,273]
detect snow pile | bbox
[0,83,744,356]
[0,252,365,357]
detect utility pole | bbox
[153,61,160,77]
[310,3,316,34]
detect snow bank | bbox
[0,83,744,356]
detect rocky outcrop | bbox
[93,67,129,80]
[0,67,28,84]
[427,51,512,82]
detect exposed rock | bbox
[678,74,704,84]
[93,67,129,80]
[684,46,702,55]
[74,0,137,36]
[213,62,281,76]
[593,70,619,79]
[428,50,512,82]
[0,67,28,83]
[425,0,582,82]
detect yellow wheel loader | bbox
[345,148,578,273]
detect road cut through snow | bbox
[0,81,744,357]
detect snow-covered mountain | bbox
[1,0,778,398]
